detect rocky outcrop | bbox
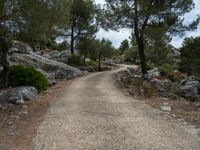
[0,86,38,105]
[145,68,160,80]
[115,67,200,101]
[9,86,38,105]
[177,77,200,99]
[6,86,38,105]
[44,50,71,64]
[8,41,83,84]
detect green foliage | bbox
[146,61,155,70]
[124,46,139,63]
[50,41,69,51]
[145,28,175,66]
[68,54,81,66]
[86,60,97,66]
[64,0,97,53]
[160,64,174,76]
[100,0,199,74]
[180,37,200,76]
[119,39,129,54]
[97,38,115,58]
[1,0,70,48]
[77,37,96,58]
[9,65,48,91]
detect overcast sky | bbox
[95,0,200,48]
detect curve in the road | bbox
[32,67,200,150]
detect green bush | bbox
[86,60,97,66]
[159,63,174,76]
[68,54,81,66]
[146,61,155,70]
[9,65,48,91]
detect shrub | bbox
[146,61,155,70]
[166,70,186,82]
[160,63,174,76]
[9,65,48,91]
[86,60,97,66]
[68,54,81,66]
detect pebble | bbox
[160,105,172,112]
[7,132,17,136]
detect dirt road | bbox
[32,67,200,150]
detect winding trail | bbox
[32,66,200,150]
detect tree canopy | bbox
[99,0,200,75]
[180,36,200,76]
[119,39,129,54]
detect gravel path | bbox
[32,67,200,150]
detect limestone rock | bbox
[9,86,38,105]
[8,42,83,83]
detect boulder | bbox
[42,54,51,59]
[160,105,171,112]
[146,68,160,80]
[150,78,171,92]
[125,67,136,75]
[9,41,33,54]
[177,85,198,99]
[46,50,71,64]
[9,86,38,105]
[8,41,83,83]
[180,76,200,83]
[178,76,200,99]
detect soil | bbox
[0,80,73,150]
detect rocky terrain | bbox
[115,66,200,128]
[9,41,83,83]
[0,41,83,106]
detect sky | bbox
[95,0,200,48]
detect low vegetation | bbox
[9,65,48,91]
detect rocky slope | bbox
[8,41,83,85]
[0,41,83,105]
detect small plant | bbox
[146,61,155,70]
[68,54,81,66]
[160,63,174,76]
[86,60,97,66]
[9,65,48,91]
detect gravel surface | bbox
[32,66,200,150]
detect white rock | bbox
[160,105,172,112]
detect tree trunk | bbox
[136,36,147,75]
[0,37,10,88]
[83,55,86,66]
[70,24,75,55]
[98,55,101,71]
[134,0,147,75]
[2,63,10,88]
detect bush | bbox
[146,61,155,70]
[166,70,186,82]
[68,54,81,66]
[86,60,97,66]
[160,63,174,76]
[9,65,48,91]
